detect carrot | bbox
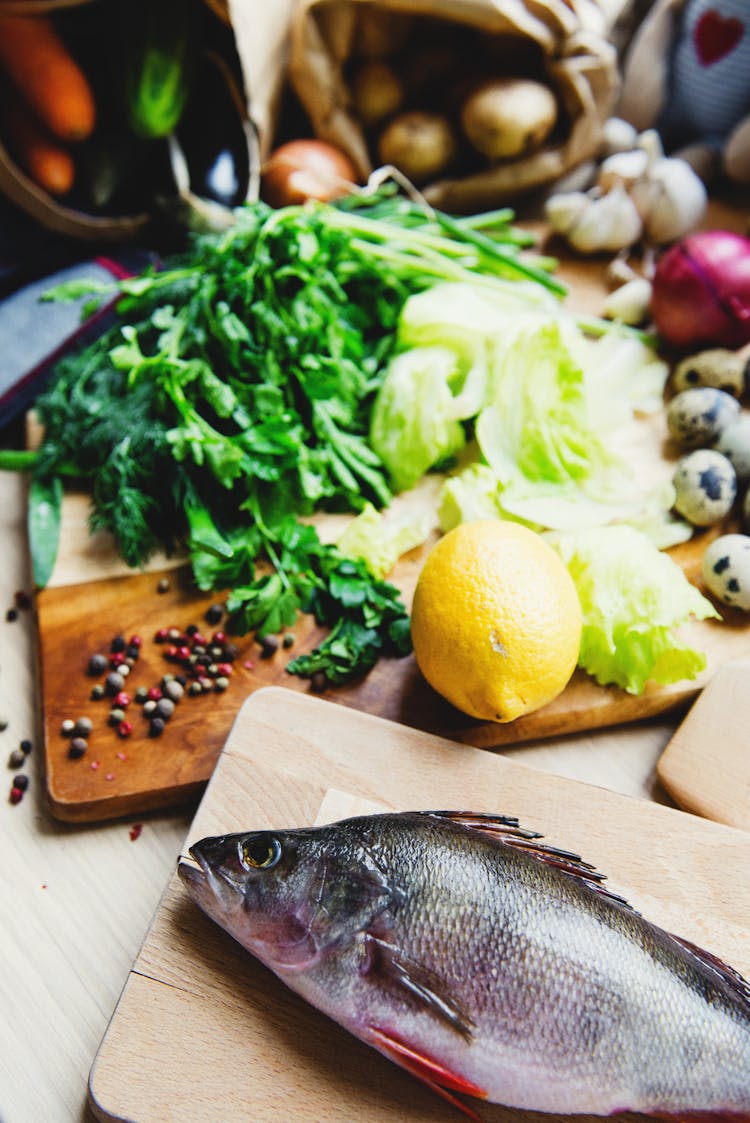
[0,13,95,142]
[2,94,75,195]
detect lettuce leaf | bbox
[551,525,720,694]
[337,501,433,579]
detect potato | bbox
[461,77,557,160]
[377,111,457,184]
[352,61,404,127]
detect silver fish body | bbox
[178,811,750,1117]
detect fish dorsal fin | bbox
[422,811,632,911]
[667,932,750,1010]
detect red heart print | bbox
[693,9,744,65]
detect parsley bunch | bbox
[4,188,561,683]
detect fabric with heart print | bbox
[658,0,750,145]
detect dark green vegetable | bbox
[119,0,198,140]
[28,475,63,589]
[0,188,561,683]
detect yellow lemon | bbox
[411,519,582,722]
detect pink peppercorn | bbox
[117,720,133,738]
[129,635,143,648]
[115,691,131,708]
[109,652,125,667]
[154,627,169,642]
[176,645,191,662]
[146,686,162,701]
[216,663,233,677]
[9,785,23,804]
[191,632,207,647]
[212,631,227,645]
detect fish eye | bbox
[241,834,282,870]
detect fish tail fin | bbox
[368,1024,486,1122]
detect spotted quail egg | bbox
[672,448,737,526]
[714,413,750,485]
[672,348,749,397]
[666,387,740,449]
[702,533,750,611]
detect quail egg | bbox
[714,413,750,485]
[702,533,750,611]
[672,347,749,397]
[672,448,737,526]
[666,387,740,449]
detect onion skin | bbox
[261,139,359,208]
[651,231,750,350]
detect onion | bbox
[651,230,750,350]
[261,139,359,208]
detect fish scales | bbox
[178,810,750,1117]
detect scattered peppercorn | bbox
[163,680,184,703]
[87,653,108,676]
[14,590,32,611]
[188,682,203,696]
[68,738,88,759]
[282,634,295,649]
[157,577,171,593]
[155,698,175,721]
[108,708,126,726]
[105,672,125,696]
[13,774,29,791]
[9,785,23,804]
[214,676,229,692]
[110,634,126,653]
[114,691,131,709]
[0,716,9,732]
[60,719,75,737]
[8,749,25,769]
[259,634,279,658]
[142,699,157,716]
[205,603,223,625]
[117,721,133,739]
[90,684,105,701]
[148,717,165,738]
[6,608,18,622]
[73,717,93,737]
[20,739,32,755]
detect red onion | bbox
[651,230,750,350]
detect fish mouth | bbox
[177,850,207,892]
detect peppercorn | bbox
[259,634,279,658]
[188,682,203,696]
[154,627,169,642]
[0,716,8,732]
[87,653,108,676]
[223,643,239,662]
[125,645,140,661]
[142,700,157,716]
[205,603,224,625]
[163,680,184,703]
[6,608,18,622]
[155,698,175,721]
[214,676,230,693]
[282,634,295,649]
[60,719,76,737]
[110,634,126,653]
[117,721,133,738]
[216,662,233,677]
[146,686,162,701]
[148,717,165,738]
[20,739,32,755]
[134,686,148,704]
[74,717,93,737]
[114,691,131,709]
[129,635,142,649]
[13,774,29,791]
[105,672,125,695]
[118,664,131,679]
[69,738,87,759]
[90,684,105,701]
[175,674,187,687]
[9,786,23,804]
[8,749,25,769]
[157,577,171,594]
[108,708,126,726]
[14,590,32,611]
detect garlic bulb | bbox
[544,191,590,237]
[597,148,649,193]
[564,186,644,254]
[629,156,708,244]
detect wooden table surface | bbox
[0,462,687,1123]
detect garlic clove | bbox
[600,116,639,157]
[602,276,653,324]
[565,185,644,254]
[544,190,591,237]
[630,156,708,244]
[637,128,664,167]
[597,148,650,193]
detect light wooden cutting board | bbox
[88,687,750,1123]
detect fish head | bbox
[178,818,401,975]
[178,827,329,970]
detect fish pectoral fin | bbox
[367,1024,486,1122]
[362,932,475,1039]
[422,811,636,912]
